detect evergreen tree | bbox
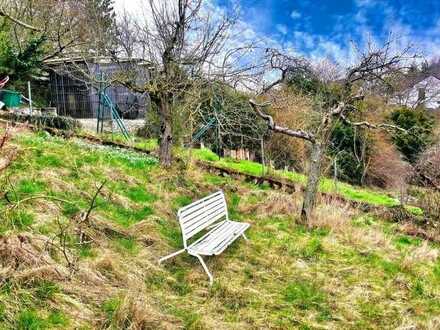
[83,0,117,55]
[389,107,435,163]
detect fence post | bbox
[28,81,33,116]
[260,137,265,176]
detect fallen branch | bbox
[6,194,73,210]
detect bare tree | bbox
[250,41,416,224]
[113,0,265,166]
[0,3,40,30]
[1,0,115,63]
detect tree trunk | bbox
[300,140,324,224]
[159,96,173,167]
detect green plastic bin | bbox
[0,90,21,107]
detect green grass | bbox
[34,281,59,301]
[16,180,47,195]
[9,210,35,230]
[191,148,402,208]
[124,186,157,203]
[97,133,158,152]
[299,237,325,260]
[1,130,439,329]
[16,310,46,330]
[172,195,193,210]
[134,138,158,151]
[283,280,330,319]
[104,203,154,227]
[101,297,121,327]
[113,237,139,255]
[393,235,422,249]
[15,309,68,330]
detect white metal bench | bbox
[158,191,250,285]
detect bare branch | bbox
[340,113,407,133]
[249,99,316,143]
[0,6,41,31]
[81,180,107,224]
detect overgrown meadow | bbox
[0,129,439,329]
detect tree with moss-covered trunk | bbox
[251,43,415,224]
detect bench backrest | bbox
[177,191,228,247]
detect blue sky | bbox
[214,0,440,63]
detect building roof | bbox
[44,55,151,67]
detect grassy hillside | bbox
[0,129,439,329]
[191,148,403,208]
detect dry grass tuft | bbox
[0,234,50,270]
[409,241,439,262]
[240,191,301,217]
[14,265,69,284]
[426,317,440,330]
[109,291,180,330]
[74,265,109,287]
[94,254,127,283]
[401,241,439,272]
[40,168,75,193]
[309,199,355,232]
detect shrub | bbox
[419,190,440,222]
[389,107,435,163]
[366,131,412,189]
[328,121,370,185]
[0,113,80,131]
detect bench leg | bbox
[194,254,213,286]
[158,249,186,264]
[242,233,248,240]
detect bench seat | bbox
[188,220,250,256]
[158,191,250,285]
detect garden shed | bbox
[46,57,150,119]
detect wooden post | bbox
[333,157,338,192]
[28,81,33,115]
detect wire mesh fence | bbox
[47,60,149,119]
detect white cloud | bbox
[290,10,301,19]
[293,31,314,49]
[112,0,440,88]
[355,0,377,8]
[276,24,288,35]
